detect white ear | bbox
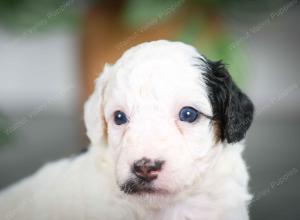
[84,64,111,146]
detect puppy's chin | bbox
[118,177,189,210]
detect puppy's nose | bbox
[133,157,165,182]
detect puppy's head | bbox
[84,40,254,205]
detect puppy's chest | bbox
[139,186,249,220]
[140,185,246,220]
[143,201,221,220]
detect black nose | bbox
[132,157,165,182]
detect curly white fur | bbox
[0,40,252,220]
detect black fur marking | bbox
[199,57,254,143]
[120,178,155,194]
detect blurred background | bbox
[0,0,299,219]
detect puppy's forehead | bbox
[114,40,202,72]
[113,41,206,86]
[108,41,211,114]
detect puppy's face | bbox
[84,41,254,204]
[105,56,215,196]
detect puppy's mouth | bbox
[120,178,168,195]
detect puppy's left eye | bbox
[114,111,128,125]
[179,106,199,123]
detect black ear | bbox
[202,59,254,143]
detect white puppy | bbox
[0,40,254,220]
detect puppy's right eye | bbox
[114,111,128,125]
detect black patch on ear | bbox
[200,58,254,143]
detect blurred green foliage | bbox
[122,0,176,27]
[0,0,78,31]
[122,0,288,27]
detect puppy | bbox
[0,40,254,220]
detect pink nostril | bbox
[133,157,165,181]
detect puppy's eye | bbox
[114,111,128,125]
[179,106,199,123]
